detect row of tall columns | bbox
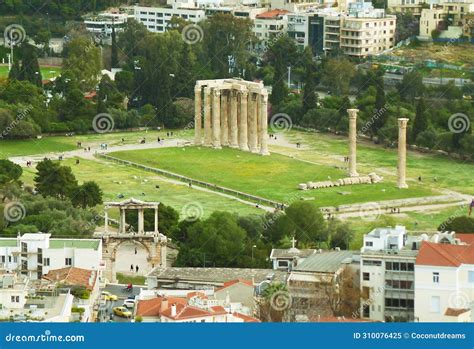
[111,207,159,234]
[346,109,409,189]
[195,85,269,155]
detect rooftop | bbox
[147,267,287,286]
[293,251,355,273]
[416,241,474,267]
[136,297,187,317]
[215,279,253,292]
[49,239,100,250]
[256,9,289,19]
[270,248,316,260]
[42,267,97,290]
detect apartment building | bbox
[134,5,207,33]
[414,238,474,322]
[84,11,131,38]
[0,233,102,280]
[254,9,290,47]
[419,1,474,39]
[360,226,418,322]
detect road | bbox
[98,284,143,323]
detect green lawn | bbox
[21,157,262,218]
[0,65,61,79]
[0,129,193,158]
[109,146,434,206]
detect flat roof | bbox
[49,239,100,250]
[293,251,355,273]
[0,239,17,247]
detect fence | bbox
[97,154,284,209]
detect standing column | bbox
[259,92,270,155]
[249,92,259,153]
[203,87,212,146]
[104,208,109,233]
[220,91,229,146]
[138,208,145,234]
[154,206,159,234]
[230,90,239,148]
[211,88,222,149]
[239,90,249,151]
[397,118,409,189]
[348,109,359,177]
[194,86,202,145]
[120,208,126,234]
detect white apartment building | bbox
[414,238,474,322]
[254,9,289,47]
[360,225,418,322]
[84,12,132,38]
[134,5,207,33]
[0,233,102,280]
[0,273,29,310]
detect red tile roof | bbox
[216,279,253,292]
[136,297,186,317]
[256,9,289,19]
[456,234,474,245]
[186,291,208,299]
[232,312,261,323]
[416,241,474,267]
[444,308,470,316]
[42,267,97,290]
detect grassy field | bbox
[109,146,434,206]
[283,130,474,196]
[0,65,61,79]
[0,129,193,158]
[20,157,262,218]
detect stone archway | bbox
[114,239,151,276]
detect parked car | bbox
[123,299,136,309]
[113,306,132,318]
[101,291,118,301]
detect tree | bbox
[63,37,101,91]
[34,160,78,200]
[8,60,21,81]
[371,72,387,136]
[438,216,474,233]
[397,71,424,101]
[258,282,291,322]
[270,59,288,111]
[71,181,103,209]
[111,22,119,69]
[18,43,42,87]
[328,220,355,250]
[412,97,428,142]
[302,46,317,114]
[323,267,361,317]
[0,160,22,185]
[321,57,355,95]
[274,202,328,246]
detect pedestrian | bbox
[135,247,137,255]
[418,176,422,182]
[130,264,133,272]
[469,199,474,216]
[88,146,91,152]
[167,132,169,137]
[136,265,139,273]
[76,159,80,165]
[157,137,160,142]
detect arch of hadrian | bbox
[194,79,270,155]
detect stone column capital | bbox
[239,90,249,98]
[347,109,359,119]
[212,88,221,97]
[398,118,409,128]
[194,86,202,93]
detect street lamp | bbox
[287,65,291,88]
[251,245,257,262]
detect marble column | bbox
[239,91,249,151]
[203,87,212,146]
[138,208,145,234]
[348,109,359,177]
[249,92,259,153]
[220,91,229,146]
[397,118,409,189]
[211,88,222,149]
[194,86,202,145]
[154,207,159,234]
[229,91,239,148]
[259,92,270,155]
[120,208,126,234]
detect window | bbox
[363,272,370,281]
[468,271,474,283]
[65,258,72,266]
[11,296,20,303]
[277,260,289,268]
[363,260,382,266]
[0,256,5,263]
[365,241,373,247]
[433,272,440,283]
[430,296,440,313]
[43,258,50,267]
[362,305,370,318]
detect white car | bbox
[123,299,136,309]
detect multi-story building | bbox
[254,9,290,48]
[419,1,474,39]
[84,11,132,38]
[0,233,102,280]
[360,226,418,322]
[414,237,474,322]
[287,12,328,54]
